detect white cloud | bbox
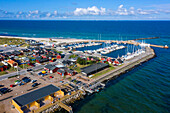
[46,13,51,17]
[0,5,169,20]
[116,5,129,15]
[74,6,106,16]
[54,11,57,15]
[119,5,124,9]
[137,9,150,15]
[29,10,39,14]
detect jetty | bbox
[89,47,156,84]
[32,90,83,113]
[133,37,159,40]
[72,38,169,49]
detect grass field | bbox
[0,37,28,47]
[92,66,115,78]
[69,63,90,73]
[0,71,8,76]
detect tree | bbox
[77,57,87,65]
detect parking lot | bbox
[0,71,66,113]
[0,64,91,113]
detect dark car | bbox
[0,88,9,94]
[32,83,39,87]
[22,77,31,83]
[27,69,32,72]
[22,77,29,80]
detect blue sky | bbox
[0,0,170,20]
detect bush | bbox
[77,57,87,65]
[69,54,78,58]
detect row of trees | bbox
[77,57,97,65]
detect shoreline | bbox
[0,36,91,43]
[69,47,156,112]
[0,35,157,113]
[38,47,156,113]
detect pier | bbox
[89,47,156,84]
[73,38,169,49]
[58,102,72,113]
[33,90,83,113]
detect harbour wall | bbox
[91,47,156,84]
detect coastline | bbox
[0,35,157,113]
[37,47,156,113]
[0,36,91,43]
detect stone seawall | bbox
[95,47,156,83]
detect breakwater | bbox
[90,47,156,84]
[35,47,156,113]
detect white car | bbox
[31,80,37,83]
[15,81,21,85]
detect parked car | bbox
[49,76,53,78]
[32,83,39,87]
[38,72,42,76]
[18,82,24,86]
[22,77,31,83]
[10,84,15,87]
[31,80,37,83]
[60,81,64,83]
[27,69,32,71]
[0,88,9,95]
[15,80,21,85]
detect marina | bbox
[0,20,169,113]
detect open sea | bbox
[0,20,170,113]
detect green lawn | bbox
[0,37,29,47]
[69,63,90,73]
[92,66,115,78]
[0,71,8,76]
[69,54,78,58]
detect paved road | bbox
[63,53,72,61]
[0,69,27,81]
[0,59,64,81]
[0,45,26,52]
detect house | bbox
[87,56,99,61]
[62,60,75,66]
[25,39,37,44]
[50,58,56,62]
[11,85,64,113]
[36,57,49,63]
[100,59,107,63]
[0,66,4,71]
[56,55,61,59]
[60,53,65,58]
[113,58,123,66]
[44,64,58,73]
[81,62,109,76]
[0,57,4,61]
[21,49,30,52]
[30,43,44,46]
[67,69,75,76]
[5,52,13,57]
[7,59,18,67]
[13,51,22,56]
[57,69,67,76]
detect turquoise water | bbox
[0,20,170,113]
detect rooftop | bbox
[13,84,60,107]
[81,62,109,75]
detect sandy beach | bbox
[0,36,91,43]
